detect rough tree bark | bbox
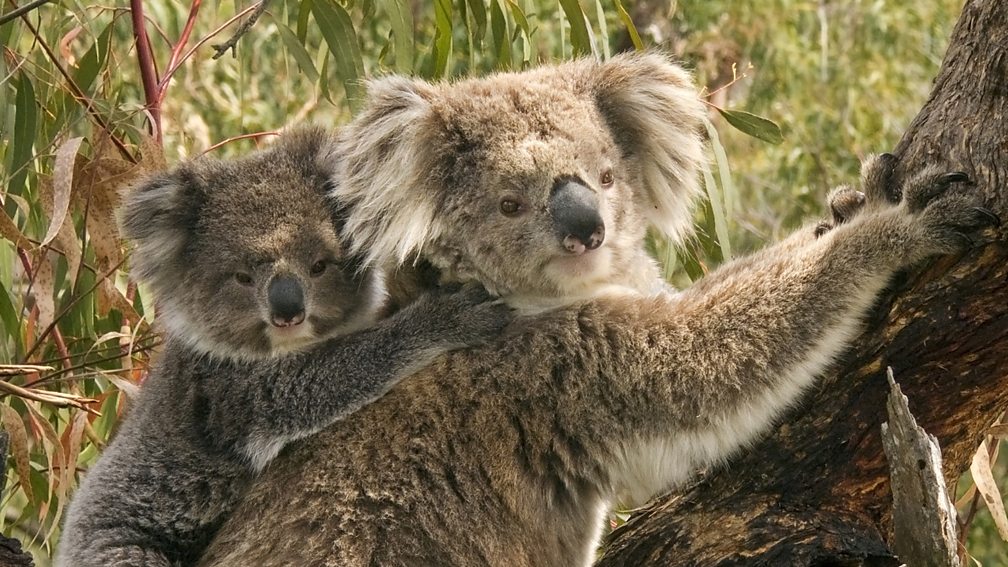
[599,1,1008,565]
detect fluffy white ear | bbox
[589,52,707,244]
[332,76,443,270]
[119,167,204,288]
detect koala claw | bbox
[973,206,1002,228]
[937,171,970,185]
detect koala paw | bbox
[901,167,1000,254]
[859,152,900,205]
[415,284,514,347]
[815,185,868,237]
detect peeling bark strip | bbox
[882,369,959,567]
[600,1,1008,565]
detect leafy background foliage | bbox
[0,0,1004,564]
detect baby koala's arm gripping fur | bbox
[207,285,511,472]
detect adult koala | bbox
[199,53,995,566]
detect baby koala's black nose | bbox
[268,275,305,327]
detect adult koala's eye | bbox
[234,272,254,286]
[499,199,524,217]
[600,168,615,188]
[310,260,328,277]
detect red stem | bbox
[129,0,162,145]
[157,0,202,102]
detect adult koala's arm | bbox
[198,161,995,567]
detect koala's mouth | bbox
[546,244,612,283]
[267,319,318,353]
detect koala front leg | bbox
[208,285,512,472]
[592,161,997,503]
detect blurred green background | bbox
[1,0,1004,564]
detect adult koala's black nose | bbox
[268,275,306,327]
[550,177,605,255]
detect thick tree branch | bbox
[600,1,1008,564]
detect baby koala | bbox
[56,127,511,567]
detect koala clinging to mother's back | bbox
[336,52,706,311]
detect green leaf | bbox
[377,0,414,73]
[9,73,37,200]
[592,0,609,59]
[503,0,531,38]
[297,0,314,43]
[489,0,510,68]
[467,0,487,43]
[701,166,732,261]
[431,0,453,78]
[614,0,642,51]
[704,119,737,220]
[73,21,114,92]
[716,108,784,145]
[558,0,592,57]
[313,0,366,112]
[271,15,321,84]
[0,278,18,347]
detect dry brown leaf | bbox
[1,404,34,505]
[42,137,83,247]
[0,209,31,249]
[83,168,137,272]
[37,174,85,286]
[32,251,56,334]
[970,439,1008,541]
[65,410,88,491]
[138,132,167,173]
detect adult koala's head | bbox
[335,52,706,300]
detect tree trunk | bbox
[599,1,1008,565]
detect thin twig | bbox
[161,2,260,81]
[0,0,52,26]
[212,0,268,59]
[24,338,162,387]
[21,255,129,362]
[0,380,99,415]
[17,248,73,368]
[200,130,279,156]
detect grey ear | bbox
[590,52,707,243]
[331,77,444,270]
[273,125,341,189]
[119,167,205,287]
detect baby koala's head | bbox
[121,127,383,359]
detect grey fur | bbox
[333,53,706,311]
[56,128,511,567]
[198,55,995,566]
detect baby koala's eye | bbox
[310,260,328,277]
[234,272,254,286]
[499,199,523,217]
[600,168,615,188]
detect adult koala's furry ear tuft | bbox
[588,52,707,243]
[334,77,444,270]
[119,167,205,289]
